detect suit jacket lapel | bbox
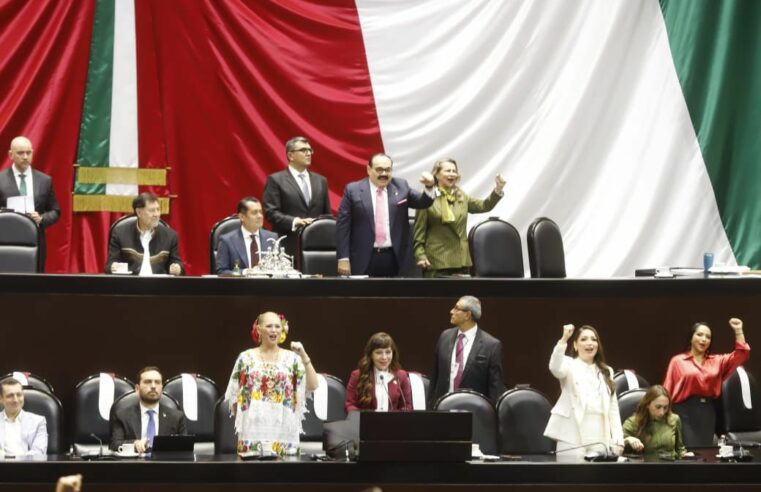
[386,182,398,232]
[443,328,458,380]
[359,180,375,231]
[129,405,143,438]
[461,329,483,383]
[285,170,309,208]
[4,168,20,195]
[158,404,171,435]
[233,229,250,268]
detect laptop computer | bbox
[149,435,196,460]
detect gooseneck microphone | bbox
[378,373,392,411]
[91,433,104,457]
[387,374,408,410]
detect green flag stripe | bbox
[75,0,115,195]
[660,0,761,268]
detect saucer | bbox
[113,271,132,275]
[115,451,140,458]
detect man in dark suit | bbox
[105,192,184,276]
[336,153,435,277]
[429,296,506,407]
[0,136,60,270]
[263,136,331,256]
[109,366,187,453]
[216,196,278,274]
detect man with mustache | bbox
[109,367,187,453]
[336,153,435,277]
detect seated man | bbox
[216,196,278,274]
[0,378,48,456]
[105,192,184,276]
[109,366,187,453]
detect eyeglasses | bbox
[292,148,314,155]
[453,306,468,312]
[372,167,392,174]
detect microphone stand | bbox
[551,442,620,462]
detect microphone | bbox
[551,442,620,462]
[387,374,409,410]
[378,374,392,412]
[91,433,104,457]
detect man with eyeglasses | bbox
[336,152,435,277]
[429,296,506,407]
[263,136,331,256]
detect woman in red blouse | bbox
[663,318,749,446]
[344,332,413,413]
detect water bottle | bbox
[704,252,714,273]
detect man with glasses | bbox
[336,153,435,277]
[263,136,331,256]
[429,296,506,407]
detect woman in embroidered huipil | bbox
[225,311,319,456]
[623,385,691,459]
[413,159,504,278]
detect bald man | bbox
[0,136,60,270]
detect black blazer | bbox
[109,403,187,451]
[262,168,331,255]
[104,222,185,275]
[429,327,506,407]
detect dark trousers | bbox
[367,248,398,277]
[673,396,717,447]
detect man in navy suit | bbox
[216,196,278,274]
[263,136,331,256]
[0,136,60,271]
[429,296,506,407]
[0,378,48,456]
[336,153,435,277]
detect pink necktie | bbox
[453,333,466,390]
[374,187,387,245]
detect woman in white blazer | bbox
[544,324,624,458]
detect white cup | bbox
[114,262,129,274]
[118,443,135,455]
[260,440,273,457]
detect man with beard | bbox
[109,367,187,453]
[105,192,184,276]
[336,153,435,277]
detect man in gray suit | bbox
[263,136,331,256]
[216,196,278,274]
[0,378,48,456]
[429,296,506,407]
[0,136,60,270]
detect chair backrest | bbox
[409,372,430,410]
[296,217,336,276]
[22,387,64,453]
[468,217,524,277]
[613,370,650,396]
[496,387,554,454]
[719,366,761,434]
[0,211,39,273]
[434,390,499,455]
[527,217,566,278]
[208,215,240,273]
[617,388,647,424]
[2,371,54,394]
[302,374,347,441]
[164,374,219,441]
[74,373,134,442]
[214,396,237,454]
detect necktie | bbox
[19,174,27,196]
[250,234,259,267]
[374,187,387,245]
[453,333,466,390]
[146,409,156,447]
[298,173,311,204]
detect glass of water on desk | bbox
[704,253,714,273]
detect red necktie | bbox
[250,234,259,267]
[453,333,466,390]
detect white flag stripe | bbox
[108,0,138,196]
[357,0,734,277]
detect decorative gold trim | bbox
[72,195,171,214]
[75,166,167,185]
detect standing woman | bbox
[663,318,749,446]
[225,311,319,456]
[544,324,624,458]
[413,158,505,277]
[345,332,413,412]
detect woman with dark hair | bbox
[623,385,691,458]
[544,324,623,457]
[663,318,749,445]
[413,158,505,277]
[345,332,413,412]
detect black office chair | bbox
[617,388,647,424]
[434,389,499,455]
[1,371,54,394]
[409,372,430,410]
[73,373,134,447]
[468,217,524,277]
[718,366,761,442]
[613,370,650,396]
[496,387,554,454]
[0,211,40,273]
[527,217,566,278]
[22,387,64,453]
[164,373,219,441]
[214,396,237,454]
[302,374,347,441]
[208,215,240,273]
[296,216,336,276]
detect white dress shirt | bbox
[242,226,262,267]
[12,164,34,198]
[373,368,391,411]
[1,410,24,456]
[138,227,154,276]
[448,325,478,392]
